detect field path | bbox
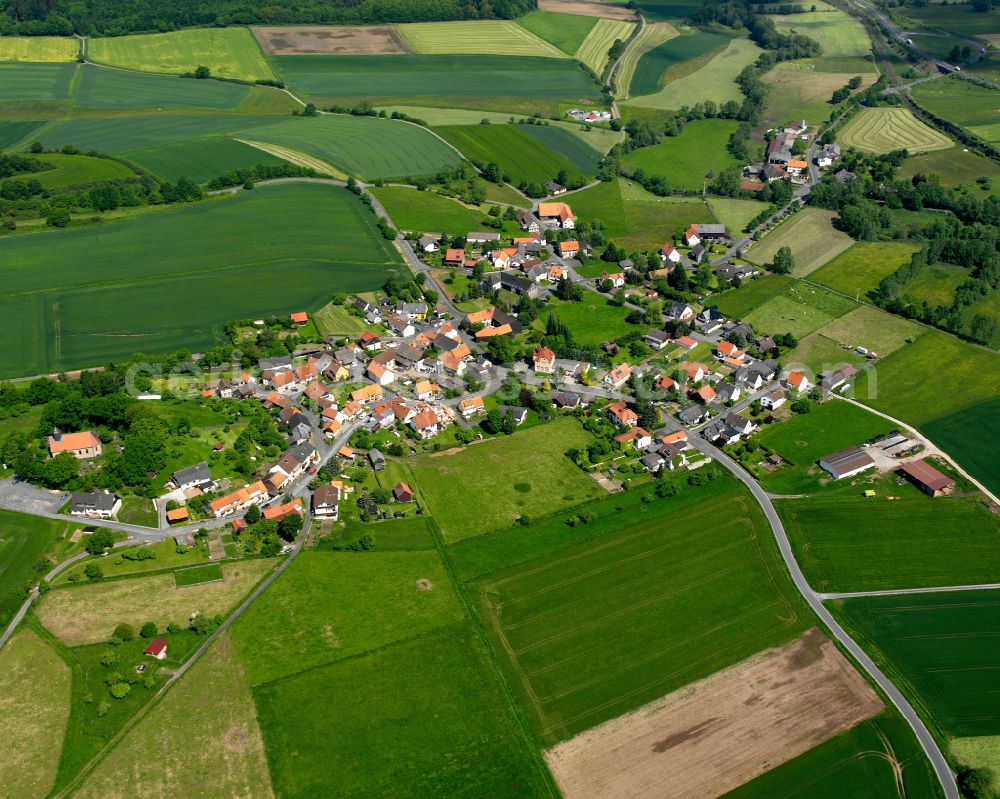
[684,434,960,799]
[819,582,1000,600]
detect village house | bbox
[409,408,448,439]
[144,639,168,660]
[644,329,670,350]
[600,271,625,288]
[70,491,121,519]
[715,340,745,362]
[482,271,544,299]
[291,311,309,327]
[665,302,695,323]
[816,142,841,168]
[656,374,677,393]
[538,202,575,229]
[517,209,541,232]
[169,462,215,493]
[604,363,631,389]
[499,405,528,426]
[387,316,416,338]
[660,243,682,265]
[263,497,303,522]
[467,231,501,246]
[760,389,786,410]
[418,234,440,253]
[692,384,716,404]
[444,248,465,267]
[715,381,741,404]
[544,180,566,196]
[786,159,807,178]
[351,383,384,405]
[783,370,812,394]
[615,426,653,452]
[819,366,858,392]
[312,481,349,520]
[359,331,382,351]
[414,379,441,400]
[675,335,698,351]
[209,481,269,518]
[395,302,428,321]
[459,396,485,418]
[695,306,726,334]
[678,405,709,426]
[49,430,102,459]
[607,400,638,428]
[533,346,555,375]
[558,240,580,259]
[550,391,581,409]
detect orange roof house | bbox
[676,336,698,350]
[166,507,189,524]
[660,430,688,446]
[290,312,309,326]
[655,375,677,392]
[263,497,303,521]
[538,202,575,226]
[351,384,383,404]
[48,430,102,459]
[692,384,716,403]
[607,401,638,427]
[558,240,580,257]
[444,248,465,265]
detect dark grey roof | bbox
[697,224,727,235]
[172,462,211,486]
[72,491,118,511]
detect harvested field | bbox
[545,629,882,799]
[397,20,568,58]
[235,138,348,178]
[538,0,638,20]
[615,22,678,97]
[838,107,952,155]
[576,18,636,75]
[253,25,411,55]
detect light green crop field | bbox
[36,115,280,153]
[575,18,636,75]
[76,635,274,799]
[0,62,76,101]
[853,329,1000,424]
[0,36,78,62]
[0,184,402,378]
[768,2,872,58]
[615,21,678,97]
[470,479,809,743]
[0,627,72,799]
[9,152,137,189]
[746,208,854,275]
[410,418,604,543]
[838,107,953,155]
[836,589,1000,737]
[230,550,464,686]
[123,135,285,182]
[721,712,942,799]
[899,147,1000,191]
[952,737,1000,796]
[435,123,584,185]
[368,186,486,235]
[397,20,567,58]
[745,284,857,340]
[816,304,925,357]
[236,114,461,180]
[253,624,554,798]
[87,28,276,82]
[713,274,795,318]
[707,196,770,234]
[627,37,761,110]
[621,118,740,190]
[516,10,600,55]
[912,77,1000,138]
[809,241,920,300]
[903,1,1000,37]
[0,510,77,630]
[274,54,601,116]
[74,64,250,110]
[782,492,1000,592]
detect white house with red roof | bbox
[783,370,812,394]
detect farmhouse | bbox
[786,159,807,177]
[444,248,465,266]
[467,231,501,245]
[263,498,303,522]
[166,507,189,524]
[558,240,580,258]
[410,409,447,439]
[291,311,309,326]
[819,447,876,480]
[517,209,541,232]
[70,491,121,519]
[898,459,955,497]
[48,430,102,459]
[538,202,575,228]
[144,639,168,660]
[661,244,682,264]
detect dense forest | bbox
[0,0,535,35]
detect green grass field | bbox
[9,153,138,189]
[768,5,872,58]
[763,63,876,127]
[628,28,732,96]
[713,274,795,318]
[627,37,761,110]
[0,510,77,630]
[788,331,867,373]
[0,36,78,62]
[0,627,71,799]
[746,208,854,275]
[535,294,636,345]
[397,20,567,58]
[707,196,771,234]
[75,634,273,799]
[517,123,604,174]
[754,398,893,494]
[853,329,1000,424]
[0,183,401,378]
[575,18,636,75]
[961,287,1000,347]
[236,114,460,180]
[912,77,1000,141]
[174,563,223,587]
[838,107,953,155]
[229,550,464,685]
[924,397,1000,498]
[0,62,76,101]
[615,21,678,97]
[410,418,604,543]
[517,10,600,56]
[123,135,285,182]
[87,28,275,82]
[368,186,486,234]
[469,477,809,743]
[435,123,585,185]
[837,589,1000,737]
[951,736,1000,796]
[721,712,943,799]
[58,540,208,585]
[621,118,740,191]
[782,491,1000,592]
[745,282,859,340]
[252,624,554,798]
[74,64,251,110]
[903,2,1000,37]
[899,147,1000,191]
[312,301,378,337]
[816,304,925,357]
[809,241,920,300]
[903,263,969,306]
[274,54,601,115]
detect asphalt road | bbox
[691,436,960,799]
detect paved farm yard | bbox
[411,418,605,543]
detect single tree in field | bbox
[770,246,795,275]
[969,313,998,345]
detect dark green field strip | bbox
[634,0,713,21]
[274,54,601,101]
[517,124,604,174]
[839,590,1000,738]
[435,123,582,186]
[721,712,944,799]
[0,118,45,148]
[73,65,250,110]
[252,624,555,799]
[36,115,279,154]
[516,10,599,55]
[714,274,795,318]
[235,114,461,180]
[0,62,76,101]
[780,494,1000,593]
[924,398,1000,499]
[630,29,731,96]
[122,136,284,183]
[473,480,810,743]
[174,563,223,587]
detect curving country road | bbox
[689,435,960,799]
